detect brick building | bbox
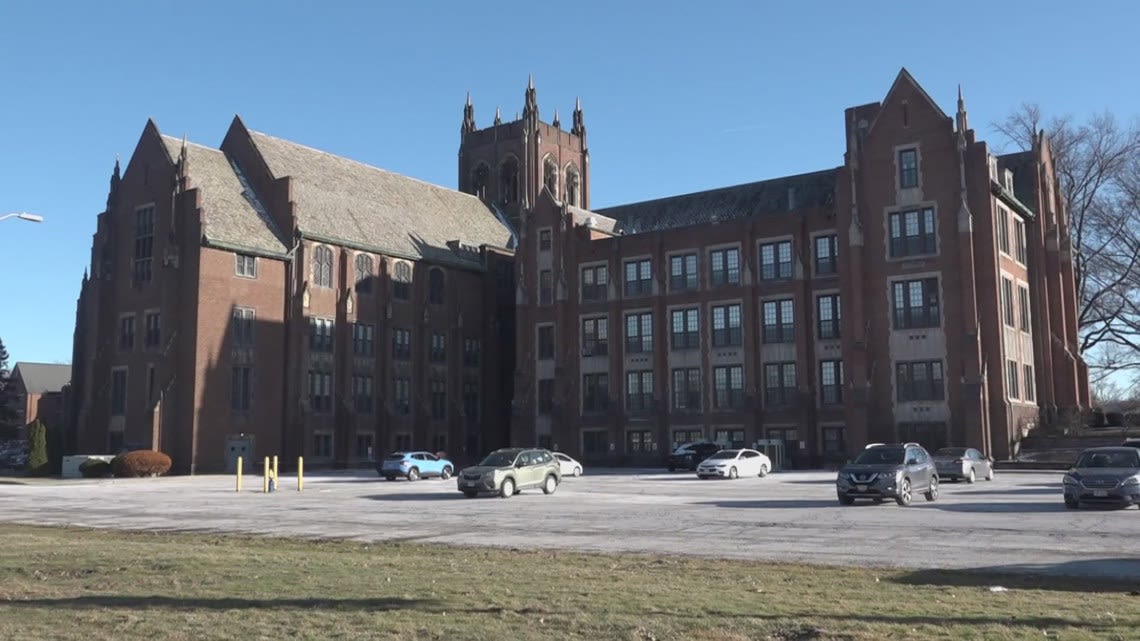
[71,117,516,473]
[7,362,71,436]
[499,69,1089,467]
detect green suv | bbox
[457,448,562,498]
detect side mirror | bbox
[515,461,525,468]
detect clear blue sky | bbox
[1,0,1137,365]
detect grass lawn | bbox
[0,524,1136,641]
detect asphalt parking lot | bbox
[1,468,1138,579]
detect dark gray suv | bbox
[836,442,939,506]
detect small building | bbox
[8,362,71,436]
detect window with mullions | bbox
[898,148,918,188]
[817,294,840,340]
[764,362,797,406]
[711,303,742,347]
[896,360,944,402]
[582,316,608,356]
[669,253,698,291]
[624,259,652,296]
[892,278,940,329]
[625,370,654,412]
[670,308,699,350]
[815,235,838,275]
[671,368,701,411]
[762,299,795,343]
[625,312,653,353]
[709,248,740,286]
[759,241,792,280]
[581,265,608,301]
[888,208,936,258]
[713,365,745,410]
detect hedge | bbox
[79,458,112,478]
[111,450,173,477]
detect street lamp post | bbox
[0,212,45,223]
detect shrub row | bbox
[77,450,173,478]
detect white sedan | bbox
[553,452,583,477]
[696,449,772,479]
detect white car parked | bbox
[696,448,772,479]
[553,452,583,477]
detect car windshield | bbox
[1075,450,1140,469]
[853,447,905,465]
[934,448,967,457]
[479,451,518,467]
[707,450,738,460]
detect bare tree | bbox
[994,106,1140,384]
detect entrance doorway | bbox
[224,435,254,473]
[765,428,801,469]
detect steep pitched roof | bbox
[160,135,289,257]
[11,363,71,394]
[867,67,949,135]
[245,129,513,267]
[595,169,838,235]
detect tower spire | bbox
[494,106,502,126]
[522,75,538,121]
[571,96,585,137]
[462,92,476,135]
[552,108,560,129]
[956,84,969,137]
[106,155,121,211]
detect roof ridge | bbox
[596,167,838,211]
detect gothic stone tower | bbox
[458,77,589,232]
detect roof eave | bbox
[990,181,1037,221]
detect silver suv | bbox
[457,448,561,499]
[836,442,939,506]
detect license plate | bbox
[1094,490,1108,497]
[857,485,867,492]
[464,481,477,488]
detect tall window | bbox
[543,156,558,195]
[235,254,257,278]
[538,229,552,251]
[356,433,375,459]
[896,360,944,402]
[428,268,445,305]
[713,365,745,410]
[355,254,374,293]
[463,338,481,367]
[1024,365,1035,402]
[313,433,333,458]
[309,317,334,352]
[392,328,411,360]
[764,362,797,406]
[430,379,446,419]
[353,323,375,356]
[463,381,479,419]
[1014,218,1027,263]
[500,156,519,203]
[1001,278,1015,328]
[711,303,743,347]
[430,333,447,363]
[307,370,332,412]
[672,368,701,411]
[817,294,840,340]
[539,269,553,305]
[312,245,332,288]
[565,168,580,206]
[997,207,1011,254]
[392,262,412,300]
[537,379,554,415]
[669,253,698,291]
[230,366,252,412]
[1007,360,1020,400]
[393,377,410,415]
[581,265,608,301]
[625,370,654,412]
[111,369,127,415]
[624,259,652,296]
[823,427,846,454]
[627,430,655,454]
[892,278,940,329]
[759,241,793,280]
[1018,285,1030,332]
[898,148,918,188]
[353,374,374,413]
[233,308,255,347]
[144,312,161,348]
[670,308,700,350]
[537,325,555,360]
[815,234,838,276]
[762,299,795,343]
[583,373,609,413]
[888,208,937,258]
[820,360,843,405]
[133,206,154,284]
[709,248,740,286]
[625,312,653,353]
[119,315,135,351]
[582,317,608,356]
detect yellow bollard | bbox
[236,456,243,492]
[263,456,270,493]
[297,456,304,492]
[272,455,279,482]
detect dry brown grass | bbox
[0,524,1136,640]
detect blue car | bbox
[378,451,454,481]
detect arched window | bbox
[392,261,412,300]
[312,245,333,288]
[499,157,519,203]
[355,253,373,293]
[543,156,558,196]
[565,165,580,207]
[428,267,445,305]
[471,163,490,200]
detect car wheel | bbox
[463,490,478,499]
[440,466,452,480]
[1064,496,1079,509]
[985,467,995,481]
[895,478,913,506]
[406,467,420,482]
[966,468,976,484]
[728,466,738,479]
[573,466,582,477]
[499,478,514,499]
[838,494,855,506]
[924,475,939,502]
[758,463,770,478]
[542,474,558,495]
